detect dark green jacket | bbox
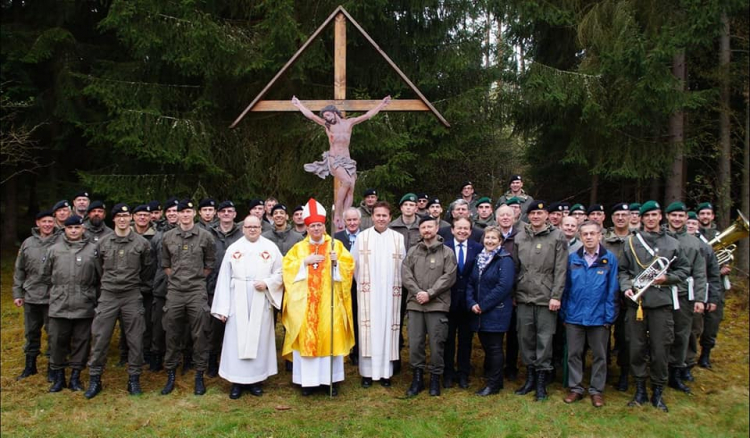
[84,221,113,244]
[161,225,216,295]
[262,225,304,257]
[207,222,243,294]
[618,230,690,309]
[13,228,60,304]
[666,227,707,302]
[514,224,568,305]
[98,231,154,295]
[43,236,101,318]
[389,216,421,250]
[402,236,457,313]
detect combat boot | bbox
[47,363,53,382]
[627,380,649,407]
[194,370,206,396]
[49,369,67,393]
[698,348,712,369]
[668,367,691,393]
[514,366,536,395]
[161,369,176,395]
[405,369,425,397]
[206,354,219,378]
[84,375,103,399]
[69,369,84,391]
[682,366,695,382]
[534,370,548,401]
[429,374,441,396]
[651,384,669,412]
[17,355,38,380]
[127,375,142,396]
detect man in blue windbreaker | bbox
[561,221,619,408]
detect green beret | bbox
[399,193,418,206]
[476,196,492,207]
[639,200,660,215]
[505,196,521,206]
[570,203,586,213]
[665,201,687,214]
[696,202,714,213]
[687,211,698,220]
[629,203,641,212]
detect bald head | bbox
[243,215,262,242]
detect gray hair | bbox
[344,207,361,219]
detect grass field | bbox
[1,248,748,438]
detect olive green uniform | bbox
[43,236,101,371]
[161,225,216,371]
[150,223,175,357]
[358,201,374,230]
[13,228,60,357]
[602,228,631,374]
[688,234,722,365]
[618,230,690,385]
[88,231,153,377]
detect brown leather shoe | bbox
[563,391,583,404]
[591,393,605,407]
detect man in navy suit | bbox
[334,207,362,365]
[443,217,483,388]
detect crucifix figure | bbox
[292,95,391,230]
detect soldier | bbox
[504,197,523,224]
[513,201,568,401]
[628,203,642,230]
[148,200,163,225]
[390,193,422,251]
[43,215,101,393]
[402,216,457,397]
[620,201,690,412]
[160,200,216,396]
[149,197,179,370]
[474,197,496,229]
[587,204,606,226]
[570,204,587,226]
[357,188,378,230]
[205,200,243,377]
[248,199,273,232]
[84,204,154,398]
[197,198,218,230]
[263,197,278,225]
[84,201,113,243]
[262,204,304,256]
[72,191,91,218]
[547,203,564,228]
[291,205,307,236]
[52,200,71,230]
[602,202,633,391]
[13,210,60,381]
[496,175,534,220]
[416,193,430,217]
[131,204,158,367]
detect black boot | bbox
[616,368,629,392]
[651,384,669,412]
[161,369,176,395]
[17,355,38,380]
[229,383,243,399]
[69,369,84,391]
[534,370,548,401]
[698,348,712,369]
[194,370,206,395]
[406,369,425,397]
[668,367,691,393]
[49,369,66,393]
[248,382,263,397]
[429,374,441,396]
[47,363,53,383]
[627,380,649,407]
[127,375,142,396]
[514,366,536,395]
[285,361,293,372]
[206,354,219,378]
[84,375,103,399]
[682,366,695,382]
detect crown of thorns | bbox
[319,105,343,118]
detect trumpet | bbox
[629,256,677,302]
[709,210,749,266]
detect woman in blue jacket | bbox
[466,226,516,396]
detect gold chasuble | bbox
[282,234,355,361]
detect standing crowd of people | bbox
[12,175,736,412]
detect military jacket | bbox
[43,236,101,318]
[514,224,568,305]
[98,231,154,295]
[161,225,216,294]
[13,228,60,304]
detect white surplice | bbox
[211,236,283,384]
[350,227,405,380]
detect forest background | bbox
[1,0,749,271]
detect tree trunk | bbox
[737,90,749,274]
[2,173,19,247]
[717,12,731,229]
[649,177,660,202]
[665,50,686,204]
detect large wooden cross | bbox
[230,6,448,230]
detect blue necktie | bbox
[458,243,465,273]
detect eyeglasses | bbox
[243,226,261,229]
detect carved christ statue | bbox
[291,95,391,230]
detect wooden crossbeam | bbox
[251,99,430,112]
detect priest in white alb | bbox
[282,199,355,396]
[211,215,283,399]
[350,201,406,388]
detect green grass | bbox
[1,248,748,438]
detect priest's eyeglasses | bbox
[243,225,261,229]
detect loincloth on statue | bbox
[304,151,357,179]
